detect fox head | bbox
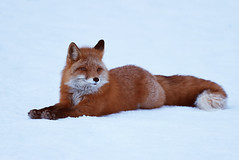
[64,40,109,95]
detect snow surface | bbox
[0,0,239,159]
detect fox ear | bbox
[68,42,80,61]
[94,39,104,51]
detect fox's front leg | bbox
[40,105,102,120]
[40,108,84,120]
[28,106,54,119]
[28,103,67,119]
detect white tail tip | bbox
[195,90,227,111]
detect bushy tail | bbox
[155,75,227,110]
[195,90,227,110]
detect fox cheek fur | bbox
[28,39,227,120]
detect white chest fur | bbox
[71,91,84,106]
[66,74,109,106]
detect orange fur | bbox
[155,75,227,106]
[28,40,227,120]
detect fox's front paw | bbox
[41,110,57,120]
[28,109,42,119]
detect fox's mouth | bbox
[86,81,98,86]
[74,77,98,85]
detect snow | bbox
[0,0,239,159]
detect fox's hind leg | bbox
[139,75,166,109]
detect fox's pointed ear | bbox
[68,42,80,61]
[94,39,104,51]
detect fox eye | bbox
[97,67,103,72]
[79,67,87,71]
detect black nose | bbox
[93,77,99,82]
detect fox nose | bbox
[93,77,99,82]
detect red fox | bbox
[28,40,227,120]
